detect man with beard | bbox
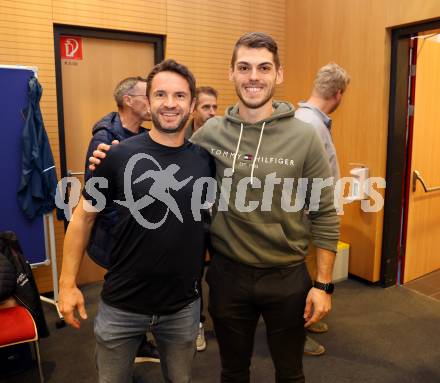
[190,32,340,382]
[83,77,160,363]
[185,86,218,139]
[58,59,214,383]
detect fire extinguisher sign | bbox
[60,36,83,60]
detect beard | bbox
[151,110,190,134]
[235,82,276,109]
[195,114,211,127]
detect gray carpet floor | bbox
[2,278,440,383]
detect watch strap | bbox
[313,281,335,294]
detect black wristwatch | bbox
[313,281,335,294]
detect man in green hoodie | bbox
[190,32,340,382]
[89,33,340,382]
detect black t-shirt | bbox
[82,133,215,315]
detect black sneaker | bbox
[134,339,160,363]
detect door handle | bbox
[67,170,85,177]
[412,170,440,193]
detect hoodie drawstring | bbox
[251,121,266,184]
[232,122,244,174]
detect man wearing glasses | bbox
[84,76,150,184]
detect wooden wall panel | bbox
[166,0,286,113]
[385,0,440,27]
[285,0,440,282]
[53,0,167,35]
[1,0,286,292]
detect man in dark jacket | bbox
[84,76,159,363]
[84,76,149,268]
[84,76,150,182]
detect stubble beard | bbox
[235,82,275,110]
[151,110,190,134]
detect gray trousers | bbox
[94,299,200,383]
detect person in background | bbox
[185,86,218,139]
[295,62,350,356]
[84,76,160,363]
[185,85,219,352]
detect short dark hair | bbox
[231,32,280,69]
[146,59,196,101]
[196,86,218,105]
[113,76,146,108]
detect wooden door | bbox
[61,36,155,285]
[404,32,440,282]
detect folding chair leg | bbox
[33,341,44,383]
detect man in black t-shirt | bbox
[84,77,160,363]
[58,59,214,383]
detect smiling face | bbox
[148,71,195,134]
[230,46,283,110]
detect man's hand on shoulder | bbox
[88,140,119,171]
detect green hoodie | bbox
[191,101,339,268]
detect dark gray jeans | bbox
[94,298,200,383]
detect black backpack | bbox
[0,252,16,301]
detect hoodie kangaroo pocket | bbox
[210,212,305,265]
